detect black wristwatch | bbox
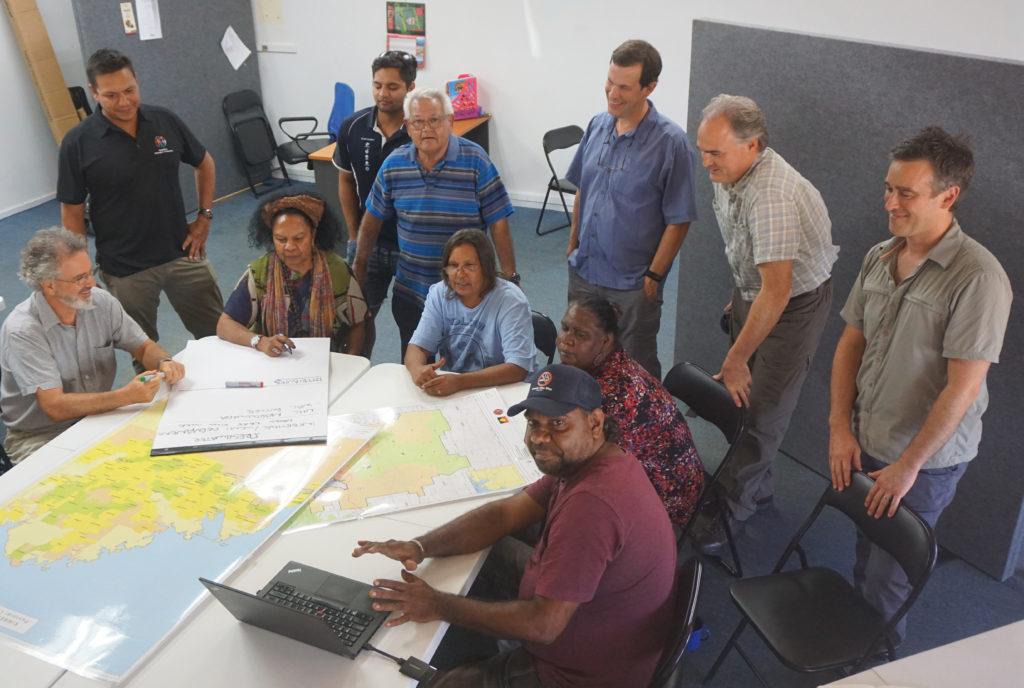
[508,272,522,285]
[198,208,213,220]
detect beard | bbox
[56,291,95,311]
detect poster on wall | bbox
[386,2,425,67]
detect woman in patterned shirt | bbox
[557,293,704,527]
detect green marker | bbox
[140,371,166,383]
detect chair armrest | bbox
[278,116,320,142]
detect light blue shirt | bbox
[410,279,536,374]
[567,101,698,290]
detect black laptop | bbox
[200,560,389,659]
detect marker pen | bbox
[225,381,264,388]
[140,372,166,382]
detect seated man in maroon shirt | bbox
[353,364,677,688]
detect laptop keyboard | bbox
[265,582,374,647]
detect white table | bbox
[822,619,1024,687]
[8,364,529,687]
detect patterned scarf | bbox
[262,249,334,337]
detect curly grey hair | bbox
[701,94,769,151]
[19,227,88,291]
[403,87,454,119]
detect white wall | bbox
[253,0,1024,205]
[3,0,1022,215]
[0,0,84,220]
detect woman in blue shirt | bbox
[406,229,535,396]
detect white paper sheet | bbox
[136,0,163,41]
[221,25,252,70]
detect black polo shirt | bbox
[57,105,207,277]
[333,105,411,249]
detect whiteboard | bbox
[151,337,330,455]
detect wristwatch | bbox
[250,335,262,349]
[198,208,213,220]
[508,272,522,285]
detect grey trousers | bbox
[3,426,62,464]
[854,453,965,643]
[567,268,664,379]
[100,257,224,343]
[426,647,544,687]
[720,278,833,521]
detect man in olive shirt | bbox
[829,127,1011,641]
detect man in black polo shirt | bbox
[58,48,223,357]
[333,50,416,357]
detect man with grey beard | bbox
[0,228,185,463]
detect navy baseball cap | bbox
[507,364,603,418]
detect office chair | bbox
[662,362,746,577]
[276,114,333,168]
[648,556,703,688]
[222,89,292,197]
[68,85,92,120]
[535,125,584,236]
[326,82,355,141]
[704,471,938,687]
[531,310,558,365]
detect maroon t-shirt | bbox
[521,450,677,688]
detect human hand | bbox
[828,426,862,490]
[125,370,163,403]
[352,539,424,571]
[158,359,186,385]
[369,569,443,627]
[182,218,210,261]
[643,276,658,302]
[421,372,462,397]
[566,239,578,260]
[714,356,751,407]
[257,333,295,357]
[865,461,918,518]
[413,358,445,387]
[353,258,367,286]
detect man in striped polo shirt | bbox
[353,88,519,358]
[693,94,838,552]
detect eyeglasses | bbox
[445,262,480,275]
[377,50,417,64]
[408,116,448,131]
[54,271,93,286]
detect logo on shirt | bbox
[153,135,175,155]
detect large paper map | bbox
[0,403,373,682]
[286,388,542,532]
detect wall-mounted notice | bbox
[151,337,330,455]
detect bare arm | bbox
[405,344,444,387]
[643,222,691,301]
[183,152,216,260]
[865,358,990,517]
[420,363,529,397]
[352,213,384,285]
[216,312,294,358]
[61,203,87,236]
[345,321,365,356]
[34,340,181,422]
[716,260,792,406]
[488,217,517,276]
[828,324,867,489]
[337,170,361,244]
[566,192,580,259]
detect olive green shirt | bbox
[840,220,1012,468]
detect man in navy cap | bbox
[353,364,676,688]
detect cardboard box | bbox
[4,0,80,144]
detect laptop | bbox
[200,560,389,659]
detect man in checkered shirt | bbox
[693,94,838,552]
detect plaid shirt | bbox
[712,148,837,301]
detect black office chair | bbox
[705,471,938,687]
[222,89,291,197]
[68,85,93,120]
[648,556,703,688]
[531,310,558,365]
[663,362,746,577]
[276,115,333,167]
[535,125,583,236]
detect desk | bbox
[822,619,1024,687]
[309,115,493,229]
[10,364,528,688]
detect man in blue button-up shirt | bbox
[565,40,698,379]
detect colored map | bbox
[0,403,374,681]
[286,388,541,532]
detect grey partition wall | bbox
[677,20,1023,580]
[71,0,261,205]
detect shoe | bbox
[691,513,744,557]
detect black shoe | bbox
[691,514,744,557]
